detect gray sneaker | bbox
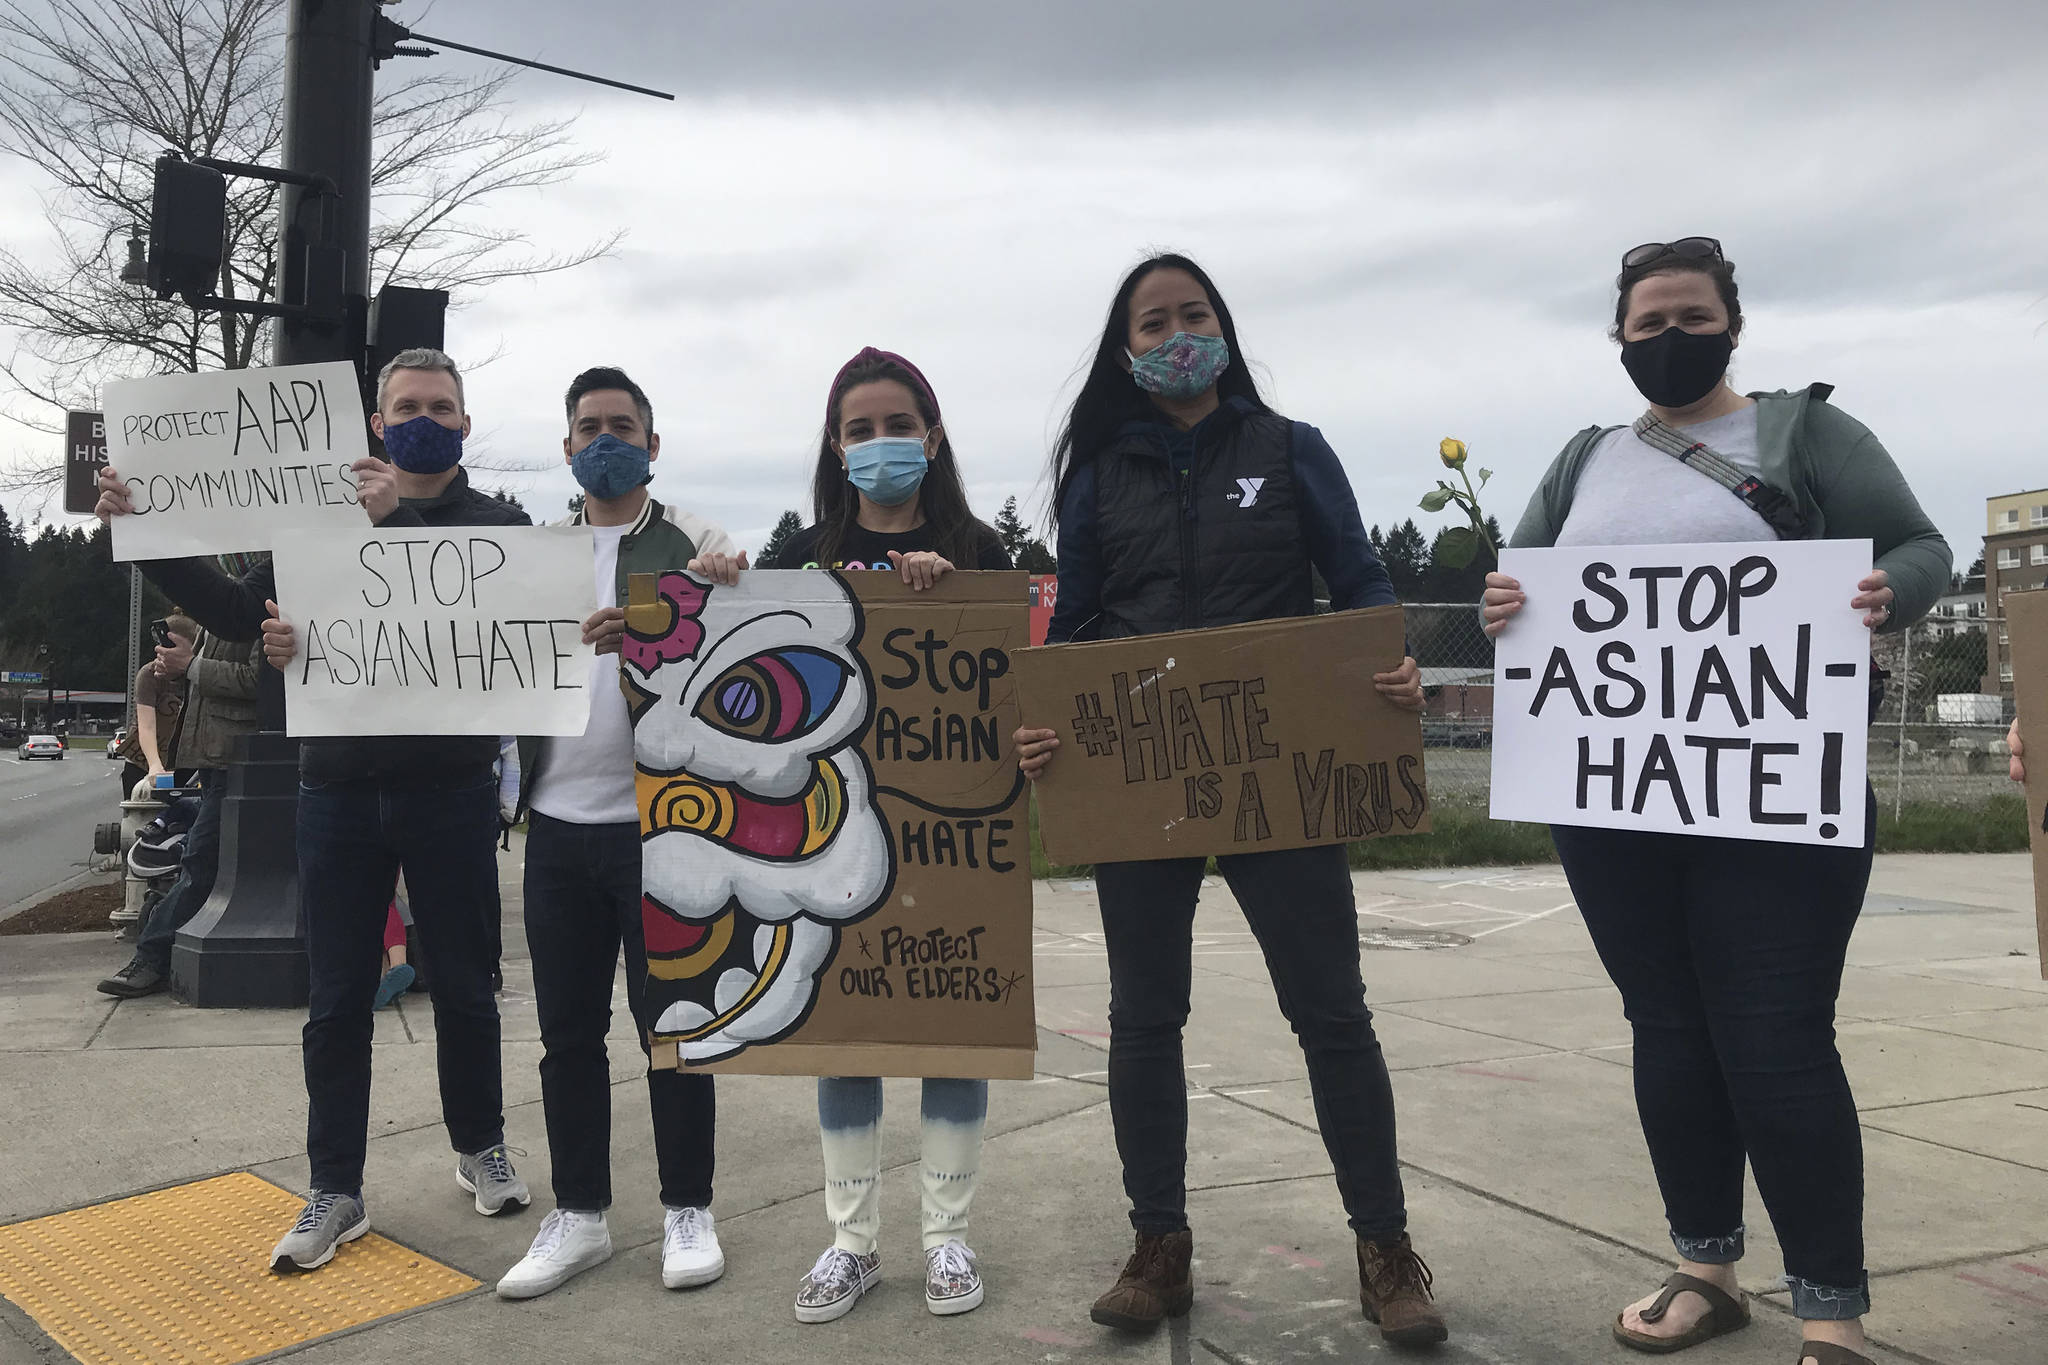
[96,957,165,998]
[270,1191,368,1272]
[456,1144,530,1216]
[795,1246,880,1323]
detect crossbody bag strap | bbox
[1631,412,1809,540]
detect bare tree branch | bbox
[0,0,612,491]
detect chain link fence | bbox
[1399,604,2014,815]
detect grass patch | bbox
[1876,793,2029,853]
[1027,796,2030,878]
[1344,804,1557,869]
[63,735,111,751]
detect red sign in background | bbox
[1029,575,1056,647]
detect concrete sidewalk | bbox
[1,848,2043,1364]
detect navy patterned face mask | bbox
[571,433,653,500]
[381,414,465,474]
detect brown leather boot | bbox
[1090,1230,1194,1332]
[1357,1233,1447,1345]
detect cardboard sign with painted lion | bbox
[621,567,1036,1078]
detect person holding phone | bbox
[111,614,197,796]
[99,604,262,999]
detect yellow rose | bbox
[1439,437,1467,469]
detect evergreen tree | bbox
[7,522,169,689]
[1013,537,1057,574]
[993,496,1031,564]
[759,509,806,565]
[1380,519,1431,598]
[1420,516,1505,603]
[0,505,20,640]
[566,492,585,517]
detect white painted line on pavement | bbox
[1467,900,1578,939]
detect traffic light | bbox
[367,284,449,376]
[145,154,226,302]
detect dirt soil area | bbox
[0,880,121,935]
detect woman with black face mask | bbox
[1482,240,1950,1365]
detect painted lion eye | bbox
[692,647,850,742]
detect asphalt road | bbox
[0,746,123,911]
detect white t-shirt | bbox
[1555,404,1774,547]
[528,521,638,825]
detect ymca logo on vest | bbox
[1227,477,1266,509]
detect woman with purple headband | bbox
[743,346,1009,1323]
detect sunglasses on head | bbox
[1622,237,1723,270]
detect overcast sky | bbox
[4,0,2045,573]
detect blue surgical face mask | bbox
[844,436,929,507]
[381,413,465,474]
[570,432,653,501]
[1127,331,1231,400]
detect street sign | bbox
[63,409,107,515]
[0,672,46,684]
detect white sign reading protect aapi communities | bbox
[105,361,369,560]
[273,525,599,737]
[1490,539,1872,847]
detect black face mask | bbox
[1620,325,1734,409]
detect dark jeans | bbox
[1551,794,1876,1320]
[299,775,505,1195]
[525,811,715,1211]
[1095,844,1406,1242]
[135,769,225,974]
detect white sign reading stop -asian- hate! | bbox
[1489,539,1872,847]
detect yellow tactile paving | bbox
[0,1172,479,1365]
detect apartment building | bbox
[1984,488,2048,692]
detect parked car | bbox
[20,734,64,760]
[107,728,128,759]
[0,722,21,750]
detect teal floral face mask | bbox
[1127,331,1230,400]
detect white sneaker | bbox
[495,1208,612,1300]
[794,1246,880,1323]
[661,1206,725,1289]
[925,1239,984,1316]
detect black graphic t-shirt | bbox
[768,519,1012,572]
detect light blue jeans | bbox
[818,1077,987,1255]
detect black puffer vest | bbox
[1090,398,1314,638]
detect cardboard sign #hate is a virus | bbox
[1014,605,1429,864]
[1491,540,1873,846]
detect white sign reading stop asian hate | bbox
[273,525,599,738]
[106,361,369,560]
[1490,539,1872,847]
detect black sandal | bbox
[1612,1272,1751,1354]
[1797,1344,1874,1365]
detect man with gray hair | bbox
[96,347,534,1272]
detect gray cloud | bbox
[424,0,2044,106]
[9,0,2044,573]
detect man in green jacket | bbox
[494,366,740,1301]
[97,617,263,998]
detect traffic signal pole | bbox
[162,2,665,1007]
[172,0,378,1008]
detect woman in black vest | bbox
[1013,253,1442,1346]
